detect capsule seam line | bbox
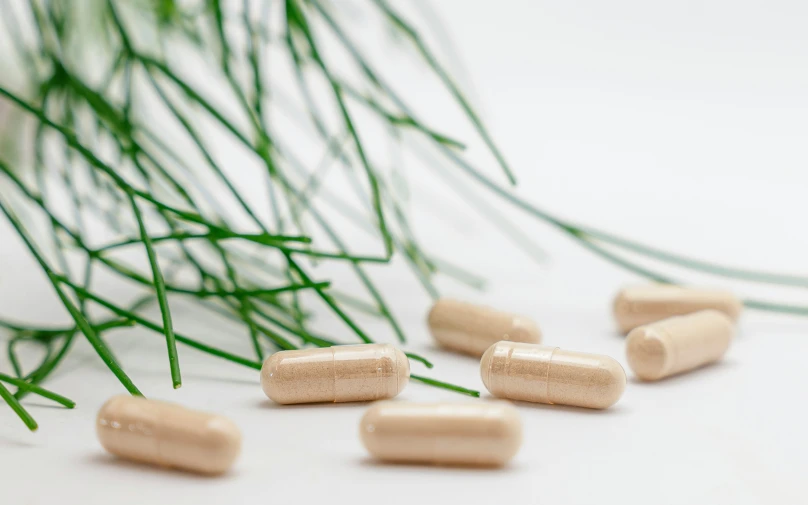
[656,326,675,377]
[486,346,497,395]
[331,347,338,403]
[503,345,515,396]
[545,347,558,403]
[394,348,400,400]
[154,405,168,468]
[373,348,380,401]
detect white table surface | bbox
[2,1,808,503]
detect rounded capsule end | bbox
[376,345,411,400]
[97,394,130,419]
[626,326,670,381]
[426,298,450,332]
[201,416,242,475]
[479,343,496,393]
[96,395,130,445]
[724,297,744,322]
[507,317,542,345]
[359,403,384,456]
[260,353,286,404]
[490,403,523,465]
[594,355,627,409]
[393,348,410,397]
[612,288,633,334]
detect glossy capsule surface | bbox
[626,310,734,381]
[613,284,742,333]
[428,298,542,356]
[360,402,522,466]
[481,342,626,409]
[261,343,409,404]
[96,395,241,475]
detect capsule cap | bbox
[392,348,410,398]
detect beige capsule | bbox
[428,298,542,357]
[261,343,409,404]
[626,310,734,381]
[613,284,742,334]
[96,395,241,475]
[360,402,522,466]
[481,342,626,409]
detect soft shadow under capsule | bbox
[481,342,626,409]
[428,298,542,356]
[96,395,242,475]
[360,402,522,466]
[261,343,409,404]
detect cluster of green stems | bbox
[1,0,806,432]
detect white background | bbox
[2,0,808,503]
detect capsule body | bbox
[360,402,522,466]
[481,342,626,409]
[428,298,542,356]
[613,284,742,334]
[96,395,241,475]
[626,310,734,381]
[261,344,409,404]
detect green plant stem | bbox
[277,148,411,340]
[743,299,808,316]
[3,152,304,358]
[4,0,806,429]
[0,198,143,396]
[0,373,75,408]
[16,333,77,401]
[136,46,408,344]
[286,0,393,258]
[0,380,38,431]
[7,338,26,377]
[370,0,516,185]
[2,1,492,404]
[129,191,181,389]
[575,226,808,288]
[95,232,311,252]
[405,353,433,369]
[410,374,480,397]
[60,279,263,370]
[308,2,808,310]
